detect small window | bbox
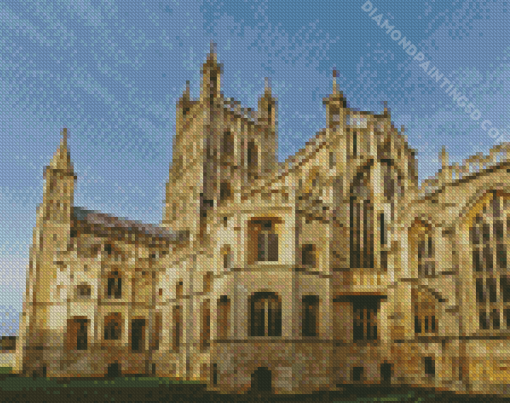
[329,152,336,169]
[104,314,122,341]
[222,131,234,158]
[302,295,319,337]
[107,272,122,299]
[203,272,213,294]
[424,357,435,376]
[301,244,316,268]
[220,182,232,202]
[77,284,91,298]
[104,244,112,255]
[176,281,183,298]
[255,220,278,262]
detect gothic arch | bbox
[456,183,510,229]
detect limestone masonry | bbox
[13,45,510,396]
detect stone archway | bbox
[251,367,272,394]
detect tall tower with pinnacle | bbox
[15,128,76,375]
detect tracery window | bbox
[413,289,438,335]
[472,192,510,330]
[411,222,435,278]
[350,168,374,268]
[104,313,122,341]
[353,298,378,342]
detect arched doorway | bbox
[106,362,122,378]
[251,367,272,394]
[380,362,392,385]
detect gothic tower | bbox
[15,128,76,375]
[257,77,278,175]
[163,43,223,244]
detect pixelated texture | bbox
[1,0,509,400]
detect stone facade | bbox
[13,46,510,396]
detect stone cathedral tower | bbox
[14,45,510,398]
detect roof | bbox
[72,207,188,241]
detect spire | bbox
[261,77,274,99]
[208,41,217,62]
[383,101,389,116]
[323,67,346,107]
[183,80,191,99]
[332,68,339,95]
[49,128,73,172]
[440,146,449,169]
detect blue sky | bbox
[0,0,509,336]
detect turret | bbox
[257,77,278,174]
[200,42,223,101]
[40,128,76,241]
[21,128,76,373]
[323,69,347,130]
[440,146,449,169]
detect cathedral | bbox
[12,45,510,396]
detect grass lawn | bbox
[0,367,12,374]
[0,375,201,391]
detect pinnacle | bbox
[49,128,73,172]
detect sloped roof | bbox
[72,207,188,241]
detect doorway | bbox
[106,362,122,378]
[131,319,146,352]
[352,366,364,383]
[380,362,392,385]
[251,367,272,394]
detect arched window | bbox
[302,295,319,337]
[249,292,282,337]
[248,141,258,171]
[353,298,378,342]
[217,296,230,339]
[249,219,279,262]
[151,312,162,351]
[418,232,435,277]
[77,284,91,298]
[66,317,89,351]
[350,168,374,268]
[203,272,213,294]
[172,305,182,351]
[471,191,510,330]
[104,313,122,341]
[106,271,122,299]
[176,280,183,299]
[410,222,436,278]
[301,244,317,268]
[200,299,211,350]
[413,289,438,335]
[130,319,146,352]
[222,130,234,159]
[222,246,233,269]
[220,182,232,202]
